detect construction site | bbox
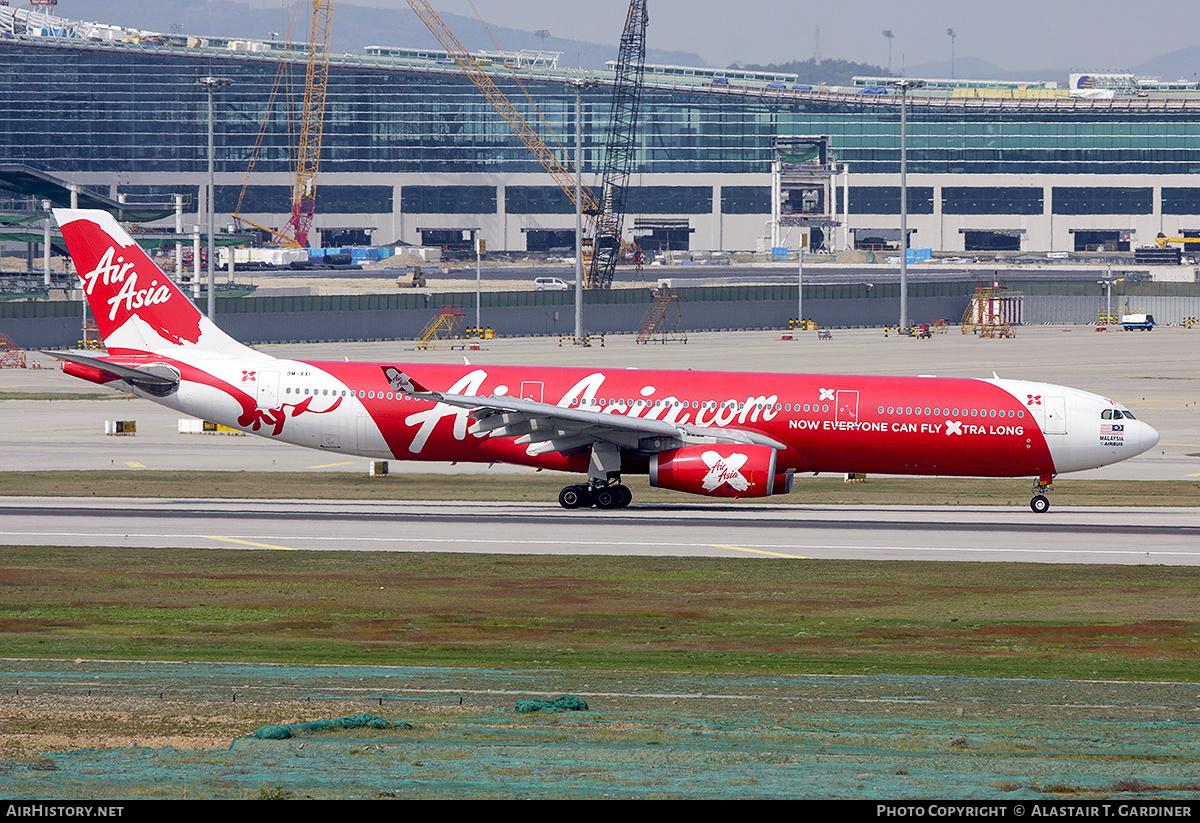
[2,2,1200,354]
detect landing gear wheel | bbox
[594,487,621,510]
[614,484,632,508]
[1030,494,1050,514]
[559,485,589,509]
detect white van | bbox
[534,277,570,291]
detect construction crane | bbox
[406,1,648,289]
[585,1,648,289]
[285,0,334,248]
[405,0,601,217]
[232,0,333,248]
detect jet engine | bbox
[649,443,779,498]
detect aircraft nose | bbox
[1141,421,1160,453]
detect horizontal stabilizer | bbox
[47,351,180,396]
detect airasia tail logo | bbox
[701,450,750,492]
[81,246,173,323]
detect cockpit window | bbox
[1103,409,1137,420]
[1120,410,1136,420]
[1101,409,1113,419]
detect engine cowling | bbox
[650,443,778,498]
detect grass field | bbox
[2,545,1197,682]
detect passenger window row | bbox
[877,405,1025,419]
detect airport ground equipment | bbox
[0,333,26,368]
[1120,313,1156,331]
[962,285,1020,337]
[418,305,467,349]
[1154,234,1200,249]
[636,287,687,344]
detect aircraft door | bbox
[836,390,859,425]
[256,371,280,409]
[1044,396,1066,434]
[520,381,544,403]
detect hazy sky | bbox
[290,0,1200,74]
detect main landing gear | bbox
[559,442,632,510]
[1030,474,1054,513]
[558,481,632,510]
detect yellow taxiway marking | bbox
[712,544,811,559]
[124,461,144,468]
[309,461,355,469]
[207,536,297,551]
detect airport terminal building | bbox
[5,7,1200,255]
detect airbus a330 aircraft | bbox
[50,209,1159,513]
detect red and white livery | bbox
[51,209,1159,513]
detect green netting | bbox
[514,695,589,713]
[249,713,407,740]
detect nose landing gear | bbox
[1030,474,1054,513]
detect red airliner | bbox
[50,209,1158,513]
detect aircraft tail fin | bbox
[382,367,431,394]
[54,209,255,357]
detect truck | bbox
[1121,313,1155,331]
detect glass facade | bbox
[842,187,935,214]
[1052,187,1153,215]
[942,187,1043,215]
[626,186,712,214]
[506,185,597,214]
[1162,188,1200,214]
[215,185,392,214]
[5,39,1200,180]
[720,186,770,214]
[401,185,496,214]
[8,35,1200,255]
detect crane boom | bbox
[405,0,601,215]
[282,0,334,249]
[585,0,648,289]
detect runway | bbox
[4,326,1197,566]
[3,497,1198,565]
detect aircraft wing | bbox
[383,367,785,456]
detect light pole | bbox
[882,30,894,77]
[946,29,956,79]
[198,75,231,320]
[42,199,51,288]
[1098,268,1123,326]
[569,78,596,344]
[890,79,923,330]
[797,245,804,330]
